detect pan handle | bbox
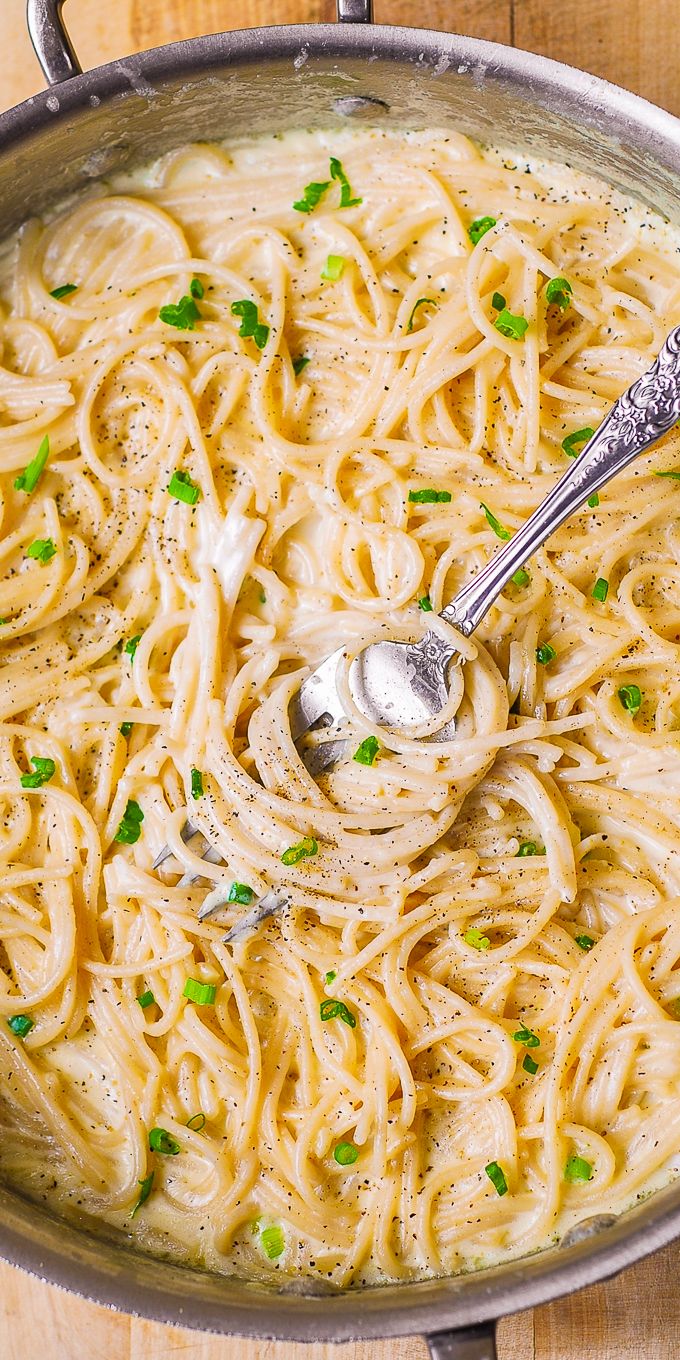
[427,1322,498,1360]
[27,0,373,87]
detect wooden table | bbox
[1,1,679,1356]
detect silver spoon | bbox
[155,324,680,906]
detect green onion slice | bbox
[230,299,269,350]
[330,156,362,208]
[320,998,356,1028]
[259,1224,285,1259]
[546,276,573,311]
[468,216,497,245]
[149,1126,181,1155]
[131,1171,154,1217]
[564,1155,593,1183]
[495,308,528,340]
[325,970,337,985]
[480,502,511,541]
[119,722,133,738]
[334,1141,359,1165]
[562,427,594,458]
[516,841,542,857]
[591,577,609,603]
[228,882,254,905]
[655,469,680,479]
[281,835,318,866]
[575,933,595,951]
[20,756,55,789]
[587,493,599,508]
[190,768,204,800]
[159,294,201,330]
[167,469,201,505]
[463,927,490,951]
[618,683,642,715]
[418,595,433,612]
[522,1053,539,1075]
[353,736,380,766]
[491,291,506,311]
[124,633,142,661]
[321,254,345,281]
[293,179,330,214]
[26,537,56,564]
[408,488,451,503]
[14,436,50,494]
[536,642,556,665]
[292,355,310,375]
[50,283,78,300]
[183,978,217,1005]
[512,1025,540,1048]
[114,799,144,844]
[8,1014,33,1038]
[485,1161,508,1195]
[190,277,204,299]
[406,297,438,333]
[186,1113,206,1132]
[511,567,530,588]
[137,990,155,1009]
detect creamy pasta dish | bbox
[1,126,680,1288]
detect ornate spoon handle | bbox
[442,325,680,637]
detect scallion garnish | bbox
[516,841,541,857]
[325,970,337,985]
[259,1224,285,1259]
[334,1141,359,1165]
[562,427,594,458]
[183,978,217,1005]
[587,493,600,508]
[20,756,55,789]
[292,355,310,376]
[592,577,609,603]
[480,502,511,541]
[50,283,78,300]
[418,595,433,612]
[463,927,490,951]
[190,767,204,800]
[228,882,254,905]
[618,683,642,715]
[159,292,201,330]
[575,934,595,951]
[186,1112,206,1131]
[564,1155,593,1183]
[131,1171,154,1217]
[353,735,380,766]
[523,1053,539,1075]
[546,276,573,311]
[8,1014,33,1038]
[26,537,56,565]
[281,836,318,866]
[124,633,142,661]
[230,299,269,350]
[655,469,680,479]
[167,470,201,505]
[114,799,144,844]
[321,254,345,281]
[512,1025,540,1048]
[120,722,133,737]
[495,308,529,340]
[468,216,497,245]
[512,567,530,588]
[491,291,506,311]
[406,297,438,332]
[330,156,362,208]
[536,642,556,665]
[14,436,50,494]
[320,997,356,1028]
[293,179,330,213]
[137,990,155,1009]
[485,1161,508,1196]
[190,277,204,299]
[408,488,452,503]
[149,1127,181,1156]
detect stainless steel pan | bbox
[2,3,680,1355]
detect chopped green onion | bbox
[321,254,346,282]
[50,283,78,300]
[292,355,310,376]
[512,568,530,588]
[20,756,55,789]
[190,768,204,800]
[468,216,497,245]
[159,293,201,330]
[418,595,433,612]
[491,291,506,311]
[293,179,330,214]
[137,990,155,1009]
[480,502,511,541]
[334,1140,359,1165]
[536,642,556,666]
[186,1112,206,1131]
[562,427,594,458]
[167,469,200,505]
[259,1224,285,1259]
[495,308,529,340]
[228,882,254,905]
[230,299,269,350]
[330,156,362,209]
[189,277,204,299]
[124,633,142,661]
[406,297,438,332]
[655,469,680,479]
[281,835,318,866]
[516,841,541,857]
[592,577,609,603]
[575,934,595,951]
[353,735,380,766]
[587,492,600,508]
[183,978,217,1006]
[8,1014,33,1038]
[408,488,452,504]
[114,799,144,844]
[149,1127,181,1155]
[522,1053,539,1075]
[119,722,133,737]
[546,276,573,311]
[485,1161,508,1196]
[512,1025,540,1048]
[131,1171,154,1217]
[325,970,337,985]
[14,436,50,494]
[320,997,356,1028]
[463,927,490,951]
[26,537,56,565]
[618,683,642,715]
[564,1155,593,1183]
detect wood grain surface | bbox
[1,0,679,1356]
